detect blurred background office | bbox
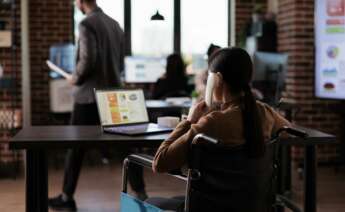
[152,53,189,99]
[0,0,345,211]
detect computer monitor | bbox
[49,43,75,79]
[124,56,166,83]
[252,52,289,104]
[253,52,288,81]
[190,54,208,74]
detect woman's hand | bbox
[187,101,208,124]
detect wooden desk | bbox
[10,125,336,212]
[281,125,337,212]
[10,126,168,149]
[10,126,169,212]
[146,100,191,110]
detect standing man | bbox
[48,0,146,211]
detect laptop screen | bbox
[95,89,149,126]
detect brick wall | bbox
[0,0,73,169]
[236,0,343,161]
[0,0,21,167]
[29,0,73,125]
[277,0,342,161]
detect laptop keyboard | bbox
[106,124,150,133]
[104,123,173,135]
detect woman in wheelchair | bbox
[145,48,291,211]
[153,47,290,173]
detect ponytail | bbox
[209,47,265,158]
[242,85,265,157]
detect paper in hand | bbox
[46,60,72,79]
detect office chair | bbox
[121,127,306,212]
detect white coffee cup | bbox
[157,116,180,128]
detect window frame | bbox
[74,0,232,55]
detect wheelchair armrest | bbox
[276,194,302,212]
[125,154,187,181]
[192,133,219,145]
[276,126,308,139]
[126,154,154,169]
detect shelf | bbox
[0,77,15,89]
[0,109,21,130]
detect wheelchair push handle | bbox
[277,126,308,138]
[192,133,219,145]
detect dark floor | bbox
[0,160,344,212]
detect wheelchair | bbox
[120,127,307,212]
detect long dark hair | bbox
[165,54,186,80]
[209,47,265,157]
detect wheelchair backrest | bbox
[187,138,277,212]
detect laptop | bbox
[95,89,173,136]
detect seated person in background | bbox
[152,54,189,99]
[153,47,291,174]
[194,43,221,99]
[195,44,263,101]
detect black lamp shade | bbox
[151,10,164,21]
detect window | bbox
[74,0,124,40]
[181,0,228,73]
[131,0,174,56]
[98,0,124,28]
[72,0,230,64]
[74,6,84,40]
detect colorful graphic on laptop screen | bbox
[96,90,148,126]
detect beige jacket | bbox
[153,100,290,173]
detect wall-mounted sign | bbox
[315,0,345,100]
[0,30,12,47]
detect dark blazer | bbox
[73,7,124,104]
